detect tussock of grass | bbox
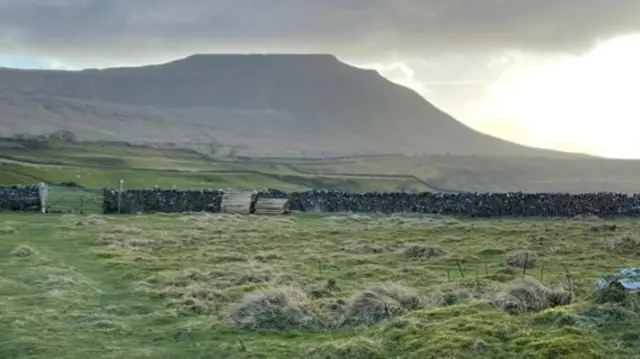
[227,286,321,331]
[403,244,446,259]
[337,283,425,326]
[107,238,158,252]
[504,250,537,268]
[304,337,386,359]
[345,243,389,254]
[0,225,17,234]
[166,296,211,315]
[606,234,640,254]
[429,280,499,306]
[492,276,572,314]
[252,251,283,261]
[111,225,143,234]
[591,224,617,232]
[9,244,38,257]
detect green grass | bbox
[1,213,640,358]
[3,138,640,192]
[0,139,434,192]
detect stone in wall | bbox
[0,185,41,212]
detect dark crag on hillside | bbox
[0,54,583,158]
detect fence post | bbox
[117,179,124,214]
[38,182,48,213]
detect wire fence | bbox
[45,185,104,214]
[0,183,104,214]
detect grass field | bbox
[3,138,640,192]
[2,212,640,358]
[0,139,434,192]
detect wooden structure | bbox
[220,192,257,214]
[253,198,292,215]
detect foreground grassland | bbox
[1,213,640,358]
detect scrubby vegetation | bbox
[1,213,639,358]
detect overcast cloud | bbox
[1,0,639,64]
[1,0,640,157]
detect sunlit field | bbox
[1,212,640,359]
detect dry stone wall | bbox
[102,188,224,214]
[101,188,640,218]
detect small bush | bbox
[403,244,446,259]
[338,283,425,326]
[227,286,320,331]
[504,250,537,269]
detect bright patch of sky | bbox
[0,57,73,69]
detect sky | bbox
[1,1,639,158]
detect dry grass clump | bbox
[9,244,38,257]
[138,265,275,296]
[252,251,283,262]
[429,280,500,306]
[492,276,572,314]
[304,337,386,359]
[95,231,161,252]
[111,225,143,235]
[343,243,389,254]
[0,226,17,234]
[227,286,321,331]
[82,214,107,226]
[606,234,640,254]
[590,224,617,233]
[134,272,231,315]
[59,214,107,228]
[337,283,425,327]
[504,250,537,269]
[403,244,447,259]
[107,238,159,252]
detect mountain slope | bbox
[0,54,585,158]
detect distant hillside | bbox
[0,54,585,158]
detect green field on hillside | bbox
[2,138,640,192]
[1,213,639,358]
[0,139,435,192]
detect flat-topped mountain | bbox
[0,54,584,157]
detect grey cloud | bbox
[1,0,640,63]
